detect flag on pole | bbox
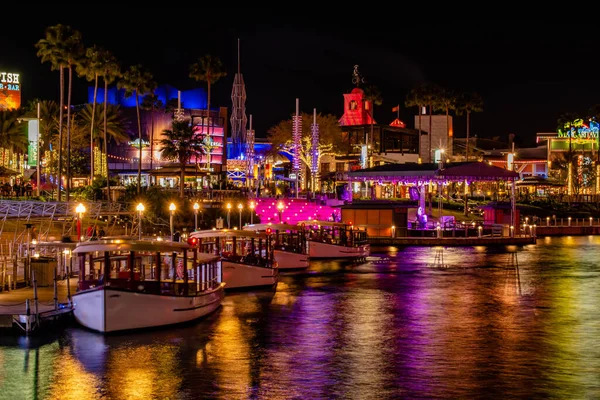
[392,105,399,112]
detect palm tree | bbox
[189,55,227,169]
[98,49,120,201]
[363,84,383,167]
[434,88,457,158]
[456,92,484,162]
[77,103,130,151]
[61,29,83,202]
[76,45,104,181]
[118,64,156,195]
[160,119,204,198]
[141,93,164,173]
[35,24,79,201]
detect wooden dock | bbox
[369,236,537,247]
[0,278,76,334]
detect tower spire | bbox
[230,38,248,159]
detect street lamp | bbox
[226,203,232,229]
[75,203,86,242]
[277,201,284,223]
[193,202,200,231]
[136,203,145,240]
[169,202,176,241]
[249,200,255,225]
[238,203,243,229]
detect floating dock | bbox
[0,279,76,334]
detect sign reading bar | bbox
[0,71,21,110]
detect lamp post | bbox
[75,203,86,242]
[238,203,243,229]
[226,203,232,229]
[193,202,200,231]
[169,202,176,241]
[249,200,255,225]
[277,201,284,223]
[136,203,145,240]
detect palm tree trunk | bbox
[66,65,73,202]
[428,103,433,163]
[466,110,471,162]
[136,92,142,195]
[90,73,98,182]
[446,106,450,157]
[103,80,111,202]
[57,66,64,202]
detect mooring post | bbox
[53,265,58,311]
[32,269,39,327]
[25,298,31,333]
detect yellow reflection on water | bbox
[104,345,181,400]
[47,351,102,400]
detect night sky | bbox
[3,10,600,146]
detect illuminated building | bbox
[90,84,228,188]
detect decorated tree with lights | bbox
[267,113,346,190]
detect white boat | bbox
[297,220,370,259]
[189,229,279,291]
[72,237,225,333]
[243,223,309,270]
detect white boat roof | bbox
[190,229,267,239]
[73,237,190,254]
[243,223,300,231]
[296,220,353,228]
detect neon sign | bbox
[557,119,599,142]
[0,71,21,110]
[128,139,149,148]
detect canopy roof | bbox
[348,161,519,182]
[73,237,190,254]
[190,229,267,239]
[243,223,299,232]
[296,220,352,228]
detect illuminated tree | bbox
[267,113,344,185]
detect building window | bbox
[349,100,357,110]
[336,162,345,173]
[320,162,330,173]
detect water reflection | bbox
[2,236,600,398]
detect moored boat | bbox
[72,237,225,333]
[298,220,370,259]
[243,223,309,270]
[189,229,279,291]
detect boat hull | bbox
[73,284,225,333]
[308,241,370,259]
[274,249,309,270]
[221,261,278,290]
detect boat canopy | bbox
[296,220,353,228]
[73,238,190,254]
[243,223,300,232]
[189,229,268,239]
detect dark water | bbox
[2,236,600,399]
